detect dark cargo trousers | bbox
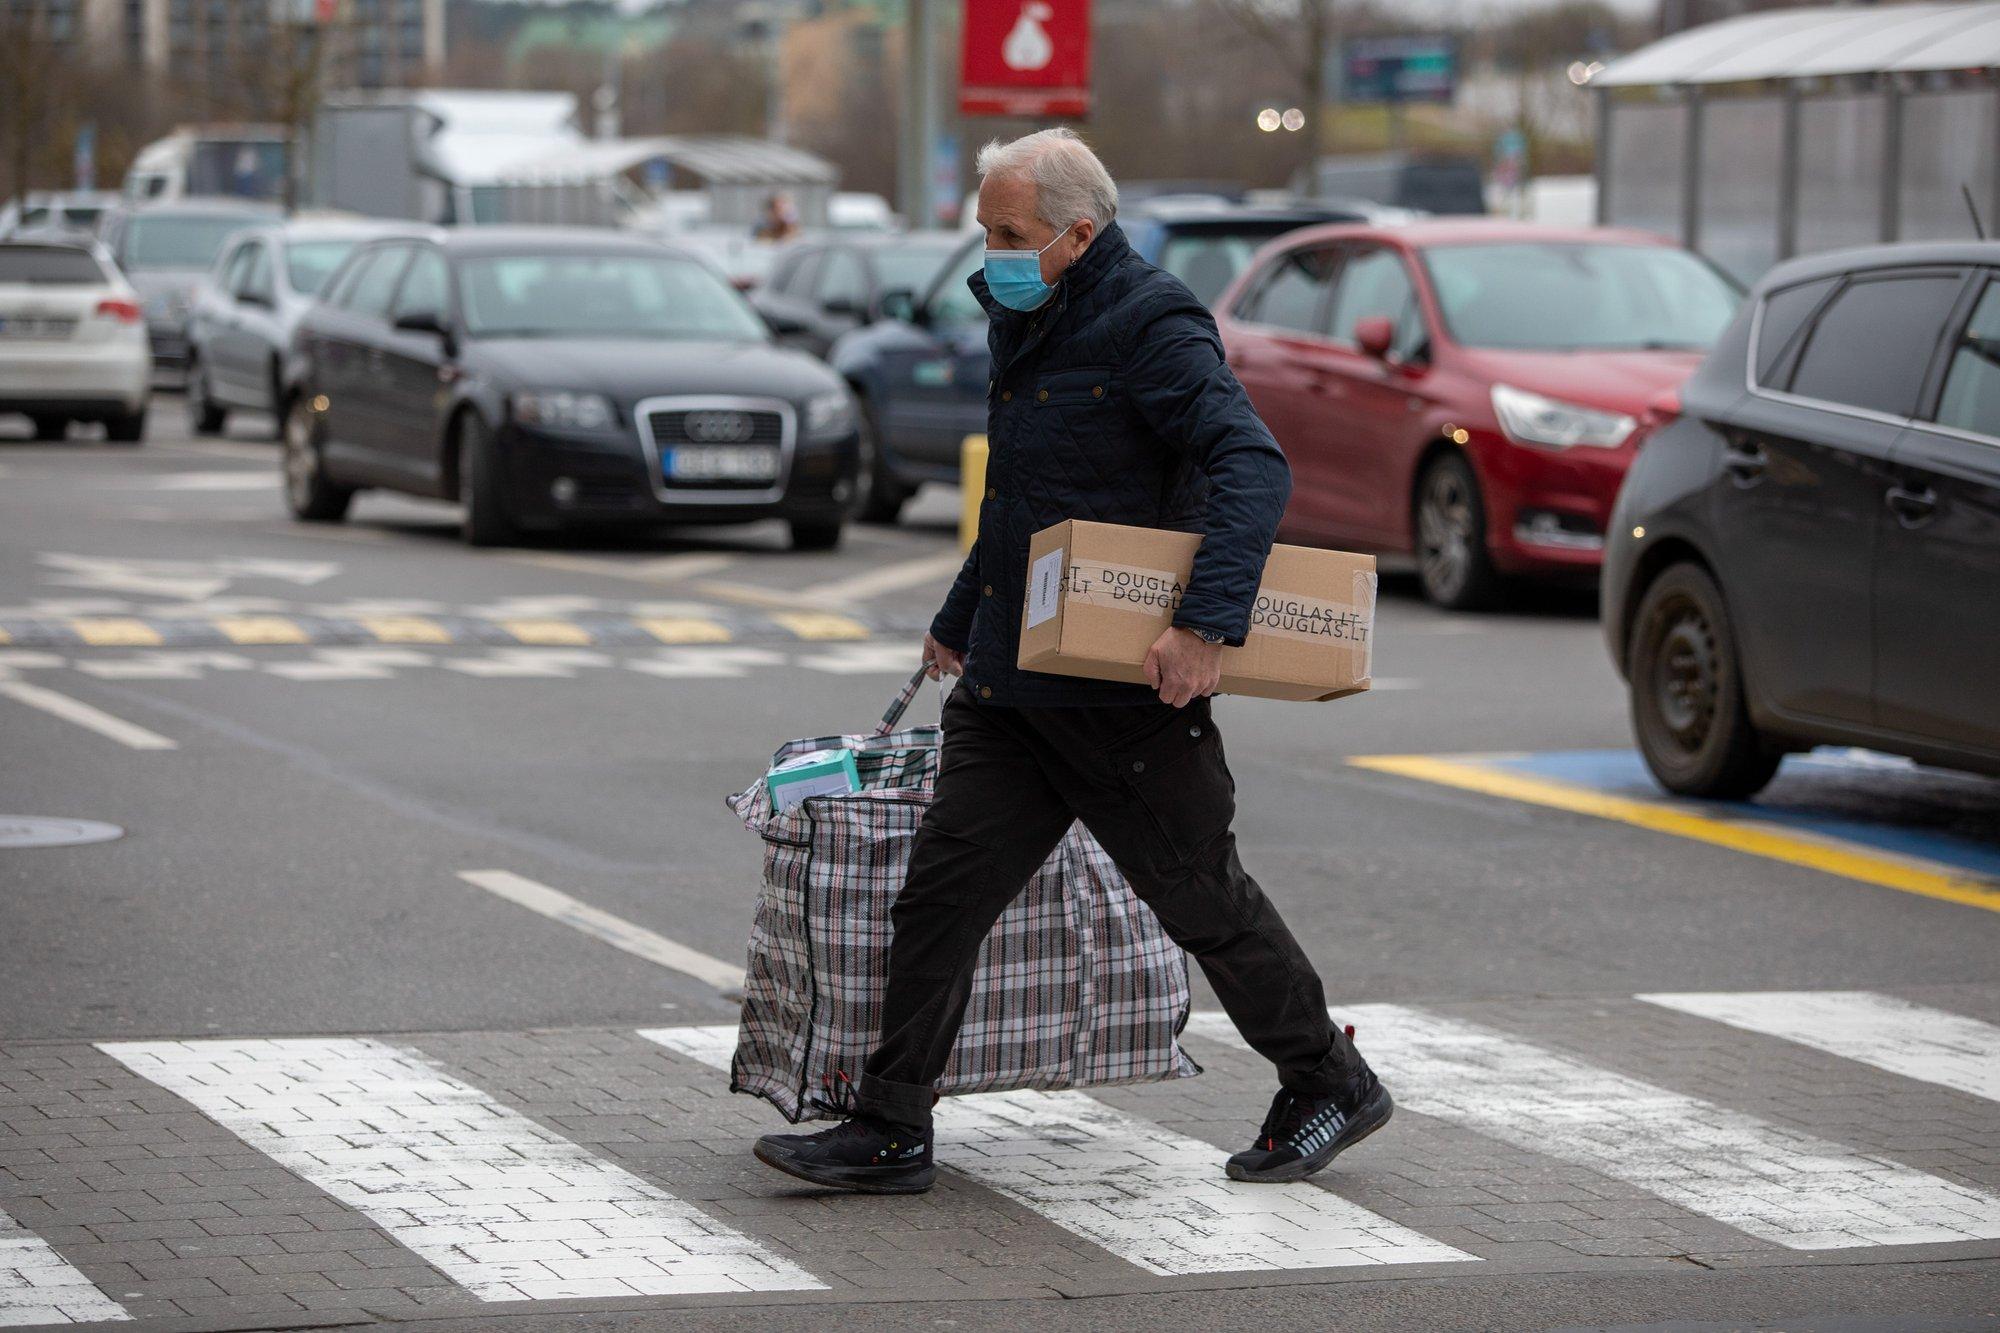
[857,683,1356,1133]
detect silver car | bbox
[185,218,426,436]
[0,239,152,441]
[98,198,281,388]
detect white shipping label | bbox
[1026,547,1066,628]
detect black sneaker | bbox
[1225,1031,1393,1184]
[754,1117,935,1195]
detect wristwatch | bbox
[1183,626,1227,645]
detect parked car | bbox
[1213,220,1742,608]
[99,198,279,386]
[1604,241,2000,798]
[830,203,1376,522]
[827,192,897,232]
[672,228,788,292]
[185,218,426,437]
[281,228,860,549]
[1297,153,1487,216]
[0,239,151,441]
[754,232,968,359]
[0,191,121,240]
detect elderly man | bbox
[755,129,1389,1193]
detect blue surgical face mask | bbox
[983,224,1076,313]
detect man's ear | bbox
[1070,218,1096,258]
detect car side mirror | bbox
[240,288,273,309]
[821,296,861,318]
[1353,315,1394,360]
[395,309,449,337]
[876,288,916,324]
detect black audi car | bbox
[1604,241,2000,798]
[281,228,861,549]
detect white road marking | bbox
[1639,991,2000,1106]
[0,681,176,750]
[1186,1005,2000,1250]
[74,651,255,681]
[99,1038,821,1300]
[510,552,739,586]
[140,472,278,491]
[626,648,784,679]
[438,649,609,678]
[797,551,968,605]
[646,1026,1474,1276]
[457,871,743,991]
[794,642,927,675]
[0,651,65,669]
[1368,678,1422,691]
[0,1207,131,1325]
[37,553,339,601]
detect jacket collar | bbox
[968,220,1131,320]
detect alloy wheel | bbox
[284,401,318,511]
[1417,468,1474,599]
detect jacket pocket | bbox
[1032,366,1116,407]
[1104,699,1234,872]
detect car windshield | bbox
[1156,223,1315,305]
[1423,242,1742,352]
[0,247,104,284]
[874,244,963,299]
[286,240,362,295]
[457,252,769,341]
[121,215,255,270]
[925,242,985,325]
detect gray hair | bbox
[974,128,1119,231]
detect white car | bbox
[0,240,152,441]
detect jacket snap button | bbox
[1092,385,1104,398]
[985,487,997,500]
[1001,390,1012,402]
[982,584,993,597]
[979,685,992,699]
[1189,725,1202,738]
[1131,760,1146,774]
[1036,389,1049,402]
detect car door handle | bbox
[1885,484,1938,526]
[1723,441,1767,485]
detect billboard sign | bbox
[961,0,1092,119]
[1339,36,1458,105]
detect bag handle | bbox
[874,663,948,736]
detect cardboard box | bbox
[1018,520,1375,703]
[766,748,861,812]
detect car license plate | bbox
[664,445,779,483]
[0,316,76,340]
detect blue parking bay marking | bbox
[1485,749,2000,882]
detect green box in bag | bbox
[766,748,861,812]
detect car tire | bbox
[105,408,147,444]
[29,414,66,441]
[789,518,844,552]
[1629,562,1782,799]
[852,399,910,524]
[457,414,518,547]
[186,358,227,435]
[1415,452,1501,611]
[283,394,354,523]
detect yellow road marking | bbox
[499,618,594,646]
[0,625,11,645]
[636,617,732,644]
[212,616,310,645]
[1350,754,2000,915]
[359,616,453,644]
[769,611,871,641]
[69,618,164,647]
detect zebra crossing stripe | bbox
[641,1026,1474,1276]
[99,1038,823,1301]
[1184,1005,2000,1250]
[1638,991,2000,1105]
[1,1207,129,1326]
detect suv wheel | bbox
[789,518,844,551]
[105,408,147,444]
[1629,562,1781,799]
[852,399,910,524]
[1415,452,1500,610]
[187,358,227,435]
[283,395,354,522]
[29,414,66,441]
[457,414,518,547]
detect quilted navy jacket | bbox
[930,221,1292,707]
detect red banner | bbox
[959,0,1092,120]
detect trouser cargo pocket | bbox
[1104,698,1234,873]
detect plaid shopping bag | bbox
[725,668,1201,1121]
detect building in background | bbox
[1592,2,2000,282]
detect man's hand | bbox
[922,632,965,681]
[1144,626,1222,708]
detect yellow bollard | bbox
[959,435,989,553]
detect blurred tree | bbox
[0,4,66,205]
[1205,0,1338,178]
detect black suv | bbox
[1604,242,2000,797]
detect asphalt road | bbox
[2,402,1997,1333]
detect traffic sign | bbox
[961,0,1093,119]
[1338,36,1457,105]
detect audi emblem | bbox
[683,410,755,443]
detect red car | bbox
[1215,221,1742,608]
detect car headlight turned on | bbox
[804,389,856,440]
[512,390,615,432]
[1490,383,1636,450]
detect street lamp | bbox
[1280,107,1305,132]
[1257,107,1282,132]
